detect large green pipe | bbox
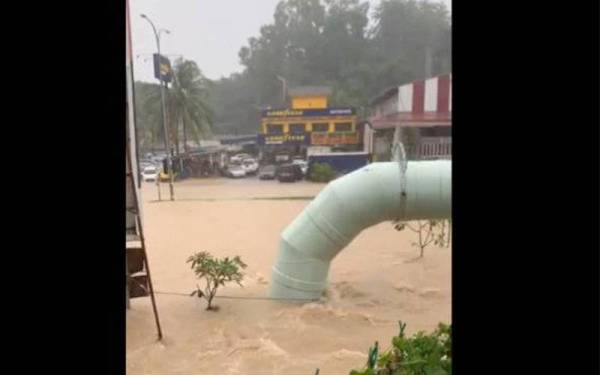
[269,160,451,299]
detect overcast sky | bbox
[129,0,451,82]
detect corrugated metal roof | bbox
[369,73,452,107]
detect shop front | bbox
[257,107,361,163]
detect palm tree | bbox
[169,58,214,154]
[141,58,214,155]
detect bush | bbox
[393,220,450,260]
[350,321,451,375]
[187,251,247,311]
[309,162,336,182]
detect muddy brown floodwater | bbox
[127,177,451,375]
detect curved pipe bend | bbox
[269,161,451,299]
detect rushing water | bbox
[127,179,451,374]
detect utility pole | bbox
[425,45,433,78]
[141,14,175,201]
[276,75,287,106]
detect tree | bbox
[187,251,247,311]
[141,58,214,155]
[169,59,215,153]
[134,81,165,153]
[210,72,262,135]
[393,219,450,260]
[208,0,451,135]
[371,0,451,80]
[320,0,370,81]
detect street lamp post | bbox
[141,14,175,201]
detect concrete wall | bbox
[379,95,398,117]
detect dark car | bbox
[259,164,277,180]
[276,163,303,182]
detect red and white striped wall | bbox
[371,73,452,129]
[398,74,452,114]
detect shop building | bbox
[257,86,363,164]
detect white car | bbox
[141,166,159,182]
[226,165,246,178]
[230,153,251,164]
[292,159,308,176]
[241,158,259,175]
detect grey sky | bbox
[130,0,451,82]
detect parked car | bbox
[138,161,153,179]
[258,165,277,180]
[241,158,259,175]
[277,163,304,182]
[230,153,252,164]
[292,159,308,176]
[141,166,159,182]
[226,164,246,178]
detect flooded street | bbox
[127,177,451,374]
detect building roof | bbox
[370,73,452,107]
[369,73,452,129]
[288,86,332,97]
[370,86,399,106]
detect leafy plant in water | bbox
[393,220,450,260]
[187,251,247,311]
[350,321,451,375]
[367,341,379,369]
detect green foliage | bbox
[309,162,336,182]
[209,0,451,135]
[137,1,451,137]
[134,81,165,152]
[169,58,215,153]
[187,251,247,311]
[350,321,451,375]
[393,220,450,259]
[134,58,214,154]
[368,341,380,369]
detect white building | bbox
[367,74,452,161]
